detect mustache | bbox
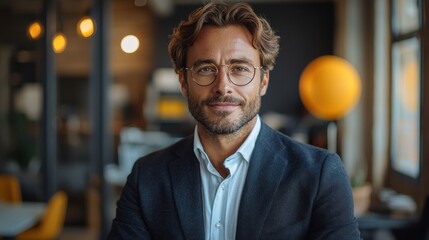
[203,96,244,105]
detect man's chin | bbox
[205,124,239,135]
[203,116,250,135]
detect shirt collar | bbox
[193,115,261,165]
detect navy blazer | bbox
[108,123,361,240]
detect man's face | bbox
[179,25,269,135]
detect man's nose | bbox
[213,66,233,94]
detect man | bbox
[108,2,361,239]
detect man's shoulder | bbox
[260,123,330,154]
[259,123,337,168]
[133,135,194,168]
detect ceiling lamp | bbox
[121,35,140,53]
[27,21,43,40]
[77,16,95,38]
[52,33,67,53]
[52,1,67,53]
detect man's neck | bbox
[197,117,257,176]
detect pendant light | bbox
[52,1,67,53]
[77,15,95,38]
[27,21,44,40]
[121,35,139,53]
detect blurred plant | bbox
[9,111,36,170]
[350,161,368,188]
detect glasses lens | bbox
[189,62,257,86]
[191,63,217,86]
[228,62,255,86]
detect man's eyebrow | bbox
[229,57,254,64]
[192,59,215,66]
[191,57,255,66]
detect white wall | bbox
[372,0,390,189]
[335,0,391,189]
[334,0,372,186]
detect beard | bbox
[186,91,261,135]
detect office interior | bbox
[0,0,428,239]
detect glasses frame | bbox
[183,62,265,86]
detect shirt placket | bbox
[210,177,229,240]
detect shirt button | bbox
[215,222,223,229]
[221,184,225,190]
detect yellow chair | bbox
[0,175,22,202]
[17,191,68,240]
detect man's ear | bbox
[260,70,269,96]
[178,71,188,97]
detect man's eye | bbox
[196,66,216,74]
[230,64,251,73]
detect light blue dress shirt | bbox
[193,116,261,240]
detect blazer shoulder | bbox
[259,123,339,168]
[133,134,194,168]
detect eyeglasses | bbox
[183,62,264,86]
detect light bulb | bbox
[121,35,140,53]
[77,16,94,38]
[28,21,43,40]
[52,33,67,53]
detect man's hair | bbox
[168,1,280,73]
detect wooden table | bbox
[0,202,46,238]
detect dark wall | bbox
[152,2,335,117]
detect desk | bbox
[0,202,46,238]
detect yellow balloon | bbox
[299,55,361,120]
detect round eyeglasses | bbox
[183,62,264,86]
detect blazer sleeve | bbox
[306,153,361,240]
[107,161,152,239]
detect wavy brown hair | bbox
[168,1,280,73]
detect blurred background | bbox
[0,0,428,239]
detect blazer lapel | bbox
[169,138,205,240]
[236,124,288,239]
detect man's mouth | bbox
[208,102,239,111]
[205,96,243,111]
